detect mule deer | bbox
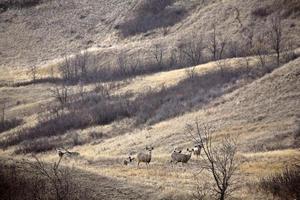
[137,146,154,167]
[193,144,202,158]
[171,148,193,164]
[56,148,80,158]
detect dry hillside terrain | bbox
[0,0,300,199]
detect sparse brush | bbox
[259,165,300,200]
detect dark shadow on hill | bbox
[0,156,155,200]
[116,0,187,37]
[0,0,43,12]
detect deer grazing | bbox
[136,146,154,167]
[170,148,194,164]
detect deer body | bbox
[171,149,193,164]
[137,146,153,166]
[193,144,202,158]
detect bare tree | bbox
[209,24,217,61]
[27,65,38,82]
[74,50,88,81]
[0,101,5,125]
[207,24,227,60]
[152,44,164,69]
[179,34,205,66]
[24,154,85,200]
[49,85,71,112]
[128,53,141,76]
[59,56,72,81]
[169,48,178,68]
[233,7,242,27]
[269,14,282,67]
[116,51,129,76]
[242,27,254,52]
[254,33,270,74]
[186,122,240,200]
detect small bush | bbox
[259,166,300,200]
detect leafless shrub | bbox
[0,101,5,125]
[281,40,298,63]
[233,7,242,27]
[169,48,179,68]
[151,44,165,69]
[49,85,72,113]
[94,83,111,99]
[268,14,283,67]
[178,34,205,66]
[253,33,270,74]
[58,51,89,83]
[0,156,92,200]
[237,57,253,80]
[192,180,212,200]
[259,165,300,200]
[0,160,48,200]
[207,24,227,61]
[186,122,240,200]
[116,51,130,77]
[27,65,38,82]
[24,155,90,200]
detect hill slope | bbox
[1,0,299,69]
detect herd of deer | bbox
[123,144,202,167]
[56,144,202,167]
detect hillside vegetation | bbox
[0,0,300,199]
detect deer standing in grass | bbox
[193,144,202,158]
[170,148,194,164]
[136,146,154,167]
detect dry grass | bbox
[1,0,300,198]
[0,55,299,198]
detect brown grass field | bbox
[0,0,300,199]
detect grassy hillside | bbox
[0,0,300,199]
[1,0,299,69]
